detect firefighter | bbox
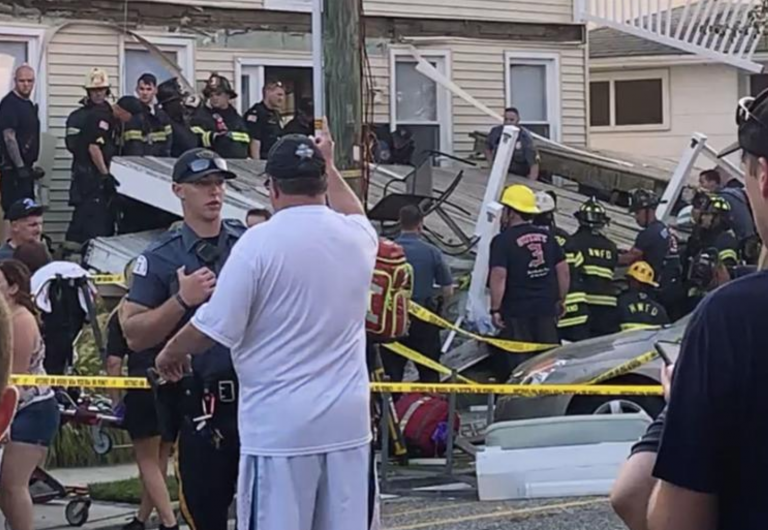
[64,68,119,247]
[489,185,569,382]
[684,193,740,275]
[570,198,619,337]
[533,191,590,342]
[617,261,669,332]
[191,74,255,159]
[156,77,199,157]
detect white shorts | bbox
[237,444,376,530]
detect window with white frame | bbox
[0,27,45,127]
[590,70,669,130]
[263,0,311,12]
[390,51,452,163]
[506,53,560,140]
[122,37,194,97]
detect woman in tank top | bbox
[0,259,60,530]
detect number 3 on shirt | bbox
[528,242,544,268]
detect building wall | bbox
[7,19,586,242]
[589,63,738,161]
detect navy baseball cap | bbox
[265,134,326,180]
[173,148,237,184]
[5,198,43,221]
[719,88,768,159]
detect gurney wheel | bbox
[65,498,90,527]
[91,428,112,456]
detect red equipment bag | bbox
[366,239,413,340]
[395,393,460,458]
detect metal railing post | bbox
[486,377,496,430]
[380,376,391,493]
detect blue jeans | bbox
[11,398,60,447]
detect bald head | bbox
[14,65,35,99]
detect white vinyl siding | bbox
[363,0,575,24]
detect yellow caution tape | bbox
[8,374,663,396]
[11,374,150,389]
[90,274,127,286]
[383,342,477,385]
[408,302,557,354]
[585,350,660,386]
[370,382,663,396]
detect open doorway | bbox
[238,61,313,123]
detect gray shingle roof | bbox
[589,0,762,59]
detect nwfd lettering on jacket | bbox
[588,248,613,260]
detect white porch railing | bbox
[578,0,767,72]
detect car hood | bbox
[510,317,689,385]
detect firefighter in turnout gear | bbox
[617,261,669,332]
[570,198,619,337]
[64,68,119,246]
[684,193,741,275]
[533,191,590,342]
[190,74,255,159]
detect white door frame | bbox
[0,26,47,130]
[234,57,313,114]
[389,48,453,157]
[504,51,562,142]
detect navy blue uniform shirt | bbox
[395,232,453,304]
[127,220,245,381]
[654,270,768,529]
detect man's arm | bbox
[485,148,494,165]
[612,452,658,530]
[647,482,717,530]
[555,259,570,303]
[528,162,540,181]
[315,119,365,217]
[489,267,507,311]
[249,140,259,160]
[154,323,215,381]
[619,248,644,266]
[3,129,25,169]
[88,144,110,175]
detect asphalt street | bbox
[381,496,624,530]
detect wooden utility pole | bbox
[321,0,364,197]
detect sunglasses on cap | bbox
[188,156,230,174]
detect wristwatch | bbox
[175,293,193,312]
[490,308,502,315]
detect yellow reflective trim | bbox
[229,131,251,143]
[149,132,169,141]
[96,138,105,145]
[558,315,589,328]
[565,292,587,304]
[123,130,145,142]
[583,265,615,280]
[164,125,173,134]
[620,323,661,332]
[719,249,738,263]
[66,127,81,136]
[586,294,618,307]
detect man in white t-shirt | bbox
[156,122,378,530]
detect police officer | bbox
[283,97,314,137]
[484,107,540,180]
[0,65,43,215]
[489,185,568,382]
[570,198,619,337]
[64,68,119,246]
[244,79,286,159]
[157,78,199,157]
[191,74,255,159]
[120,148,244,530]
[684,193,740,274]
[617,261,669,332]
[533,191,590,342]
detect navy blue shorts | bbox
[11,398,60,447]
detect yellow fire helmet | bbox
[626,260,658,287]
[500,184,540,214]
[84,67,111,90]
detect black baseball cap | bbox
[115,95,144,116]
[265,134,326,180]
[5,198,43,221]
[719,88,768,159]
[172,148,237,184]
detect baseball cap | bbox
[719,88,768,159]
[5,198,43,221]
[115,96,144,116]
[265,134,326,180]
[172,148,237,184]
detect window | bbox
[121,36,194,97]
[590,70,669,130]
[235,59,314,116]
[390,50,452,164]
[263,0,311,11]
[0,41,27,70]
[505,53,560,140]
[0,28,46,129]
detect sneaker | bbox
[121,518,145,530]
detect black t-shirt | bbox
[0,91,40,168]
[106,309,154,377]
[489,223,565,318]
[654,271,768,529]
[635,220,674,280]
[245,102,283,158]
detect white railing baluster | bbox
[683,0,706,43]
[729,0,753,55]
[665,0,673,36]
[675,0,693,39]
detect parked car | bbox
[493,316,690,423]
